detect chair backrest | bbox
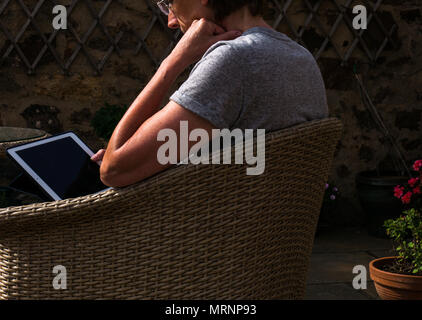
[0,118,342,299]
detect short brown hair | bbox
[207,0,265,22]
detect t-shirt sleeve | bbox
[170,43,244,129]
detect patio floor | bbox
[306,227,394,300]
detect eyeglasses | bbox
[157,0,173,15]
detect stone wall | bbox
[0,0,421,226]
[0,0,187,149]
[318,0,422,226]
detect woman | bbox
[91,0,328,187]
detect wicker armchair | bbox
[0,118,342,300]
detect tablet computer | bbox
[6,131,112,201]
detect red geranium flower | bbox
[394,185,405,199]
[413,159,422,172]
[408,177,419,188]
[401,191,412,204]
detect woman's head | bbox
[162,0,265,32]
[206,0,265,22]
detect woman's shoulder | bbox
[200,40,244,66]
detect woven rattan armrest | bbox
[0,117,343,299]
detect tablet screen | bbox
[13,135,109,200]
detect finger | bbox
[212,23,226,35]
[90,154,99,161]
[198,18,225,35]
[91,149,105,161]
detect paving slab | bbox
[305,227,392,300]
[368,249,396,258]
[305,282,376,300]
[307,252,375,284]
[365,281,381,300]
[312,228,392,253]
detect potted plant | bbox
[369,159,422,300]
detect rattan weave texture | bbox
[0,118,342,299]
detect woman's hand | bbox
[169,18,242,71]
[91,149,106,164]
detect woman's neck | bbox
[220,7,272,33]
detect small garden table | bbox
[0,127,50,207]
[0,127,49,156]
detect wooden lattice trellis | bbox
[0,0,398,75]
[270,0,398,65]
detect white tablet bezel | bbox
[7,131,112,201]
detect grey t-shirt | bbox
[170,26,328,131]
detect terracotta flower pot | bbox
[369,256,422,300]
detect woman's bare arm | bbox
[98,19,240,187]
